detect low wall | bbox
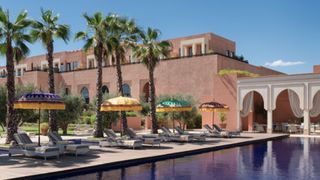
[111,117,142,131]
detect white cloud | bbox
[264,59,305,67]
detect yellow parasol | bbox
[100,96,142,134]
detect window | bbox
[122,84,131,97]
[65,88,69,95]
[88,59,94,68]
[230,51,235,57]
[73,62,79,70]
[204,44,207,54]
[179,48,181,57]
[187,46,193,56]
[226,50,230,56]
[81,87,89,104]
[102,85,109,94]
[66,63,71,72]
[17,69,22,76]
[196,44,202,55]
[60,63,64,72]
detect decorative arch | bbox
[122,84,131,97]
[272,86,304,110]
[310,85,320,109]
[239,88,268,111]
[81,87,89,104]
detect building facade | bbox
[0,33,283,130]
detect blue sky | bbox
[0,0,319,74]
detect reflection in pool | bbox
[61,138,320,180]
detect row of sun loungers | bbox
[7,124,241,160]
[99,129,143,149]
[9,132,90,160]
[203,124,241,138]
[9,133,60,160]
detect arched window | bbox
[122,84,131,97]
[81,87,89,104]
[102,85,109,94]
[65,88,70,95]
[143,82,149,102]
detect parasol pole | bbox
[38,106,41,146]
[172,112,175,133]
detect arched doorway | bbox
[310,91,320,127]
[81,87,90,104]
[102,85,109,94]
[241,91,266,132]
[122,84,131,97]
[142,82,149,102]
[274,89,302,133]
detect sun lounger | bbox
[174,126,206,141]
[48,131,89,156]
[212,124,241,136]
[99,129,143,149]
[203,124,229,137]
[160,127,191,142]
[9,133,59,160]
[126,128,161,147]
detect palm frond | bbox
[74,31,87,41]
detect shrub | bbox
[218,69,259,77]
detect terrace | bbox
[0,132,287,179]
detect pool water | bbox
[60,137,320,180]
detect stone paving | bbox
[0,133,288,179]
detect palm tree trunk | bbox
[47,39,58,132]
[5,39,17,144]
[148,63,157,134]
[94,45,104,137]
[115,53,128,134]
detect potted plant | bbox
[218,112,227,129]
[40,122,49,135]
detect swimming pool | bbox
[58,137,320,180]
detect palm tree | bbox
[0,8,32,143]
[31,9,70,132]
[75,12,109,137]
[132,28,171,133]
[107,14,140,134]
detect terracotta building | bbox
[0,33,285,130]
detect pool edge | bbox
[10,134,289,180]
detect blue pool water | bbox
[60,137,320,180]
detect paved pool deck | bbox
[0,133,288,180]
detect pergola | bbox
[237,73,320,134]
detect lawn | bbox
[0,124,75,136]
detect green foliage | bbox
[57,94,85,135]
[156,94,199,129]
[218,112,226,123]
[126,111,137,117]
[89,93,119,128]
[138,95,150,117]
[218,69,260,77]
[40,122,49,129]
[31,9,70,45]
[0,84,38,128]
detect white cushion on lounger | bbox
[65,144,89,156]
[35,146,59,153]
[143,138,161,146]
